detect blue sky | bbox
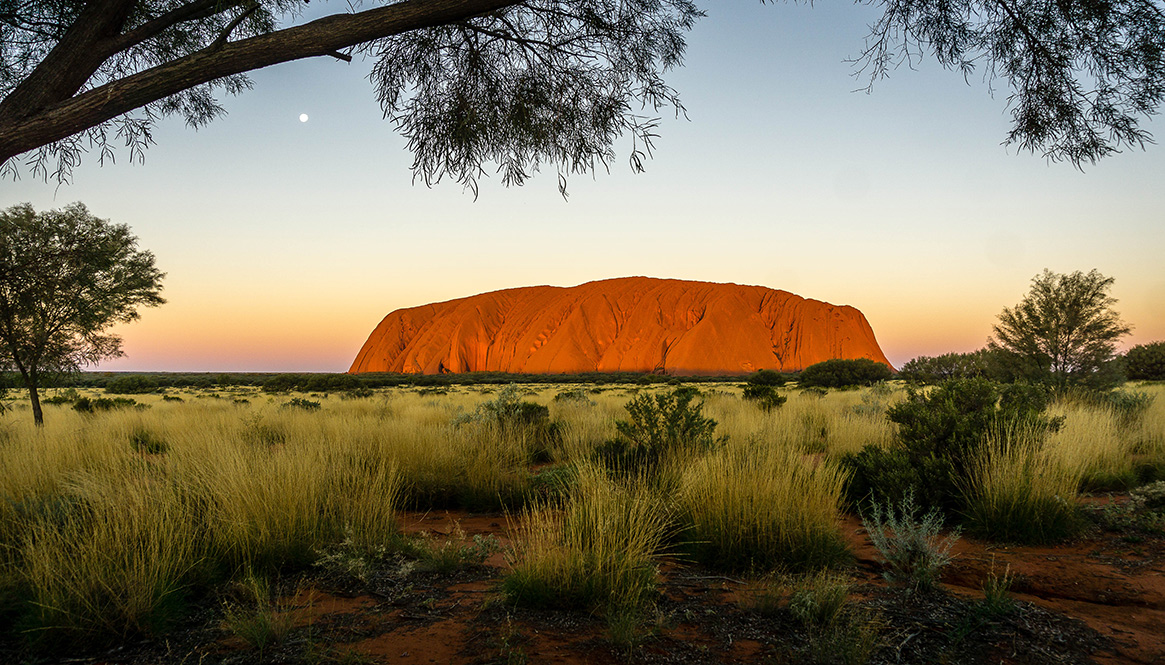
[2,1,1162,371]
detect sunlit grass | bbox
[502,461,669,615]
[677,441,851,572]
[1045,402,1137,490]
[1,379,1162,648]
[963,426,1083,544]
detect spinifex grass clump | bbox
[1046,401,1140,491]
[502,463,669,617]
[18,470,201,643]
[963,427,1082,544]
[678,444,851,572]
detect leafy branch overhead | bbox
[0,0,1162,192]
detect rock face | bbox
[349,277,893,375]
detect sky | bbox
[2,1,1163,372]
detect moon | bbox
[299,113,309,123]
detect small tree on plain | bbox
[0,203,165,425]
[989,269,1131,388]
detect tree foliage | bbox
[0,203,165,425]
[797,358,892,389]
[1125,341,1165,380]
[858,0,1165,164]
[898,350,995,384]
[1,0,1162,190]
[989,269,1131,387]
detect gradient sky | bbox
[2,1,1162,372]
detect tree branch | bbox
[0,0,137,123]
[108,0,247,55]
[210,1,261,51]
[0,0,522,163]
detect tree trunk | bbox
[27,381,43,427]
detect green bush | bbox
[41,388,81,405]
[553,388,595,405]
[797,359,892,389]
[72,396,141,413]
[104,375,159,395]
[596,387,721,477]
[742,384,787,411]
[1125,341,1165,380]
[339,387,374,400]
[459,385,560,460]
[129,428,169,455]
[746,369,787,387]
[872,378,1060,515]
[281,397,321,411]
[841,447,938,510]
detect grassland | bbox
[1,380,1163,663]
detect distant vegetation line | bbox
[0,370,770,393]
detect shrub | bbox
[880,378,1060,515]
[282,397,321,411]
[746,369,787,387]
[862,491,959,591]
[41,388,80,405]
[261,375,304,393]
[898,350,994,384]
[1097,481,1165,535]
[72,396,140,413]
[104,375,159,395]
[742,384,787,411]
[553,388,595,405]
[841,446,934,510]
[596,387,721,477]
[797,359,892,389]
[339,387,374,400]
[1125,341,1165,380]
[161,394,184,402]
[458,385,559,460]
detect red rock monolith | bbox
[349,277,893,375]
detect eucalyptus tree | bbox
[0,0,1162,193]
[0,203,165,426]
